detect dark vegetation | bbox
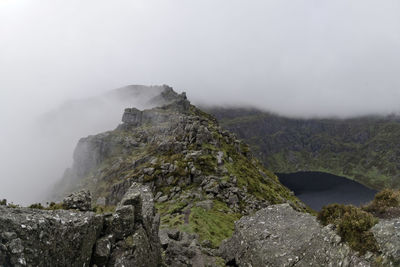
[209,107,400,190]
[318,204,379,254]
[318,189,400,255]
[363,189,400,219]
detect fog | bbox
[1,0,400,203]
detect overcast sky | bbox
[1,0,400,203]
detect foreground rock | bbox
[0,206,102,266]
[219,204,369,267]
[372,218,400,265]
[63,189,92,211]
[159,228,222,267]
[0,183,161,267]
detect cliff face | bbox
[208,107,400,190]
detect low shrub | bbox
[363,189,400,217]
[318,204,379,254]
[28,203,44,209]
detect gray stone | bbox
[167,229,181,241]
[96,197,106,206]
[0,206,103,266]
[63,189,92,211]
[216,151,224,165]
[157,195,168,203]
[372,218,400,265]
[143,167,155,176]
[93,236,112,266]
[219,204,369,267]
[0,183,162,267]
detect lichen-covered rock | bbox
[219,204,369,267]
[63,189,92,211]
[0,183,162,267]
[372,218,400,265]
[0,206,103,267]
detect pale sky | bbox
[1,0,400,203]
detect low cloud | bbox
[1,0,400,203]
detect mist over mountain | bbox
[0,85,169,204]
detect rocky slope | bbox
[208,107,400,190]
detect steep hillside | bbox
[208,107,400,190]
[57,87,307,252]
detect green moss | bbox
[93,205,116,214]
[0,199,6,206]
[318,204,379,254]
[214,257,226,267]
[28,203,45,209]
[46,202,66,210]
[125,235,135,248]
[194,154,217,175]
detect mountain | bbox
[48,86,308,265]
[2,87,400,266]
[208,107,400,190]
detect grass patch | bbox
[187,200,241,248]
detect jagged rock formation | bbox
[53,86,307,265]
[208,107,400,190]
[219,203,370,267]
[0,183,161,267]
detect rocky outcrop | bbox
[0,183,161,267]
[372,218,400,265]
[219,204,369,267]
[0,206,103,266]
[63,189,92,211]
[93,183,161,267]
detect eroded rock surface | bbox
[0,206,102,266]
[0,183,161,267]
[219,204,369,267]
[372,218,400,266]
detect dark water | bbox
[277,172,377,211]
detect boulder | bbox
[0,206,103,266]
[219,204,369,267]
[63,189,92,211]
[0,183,162,267]
[372,218,400,265]
[100,183,162,267]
